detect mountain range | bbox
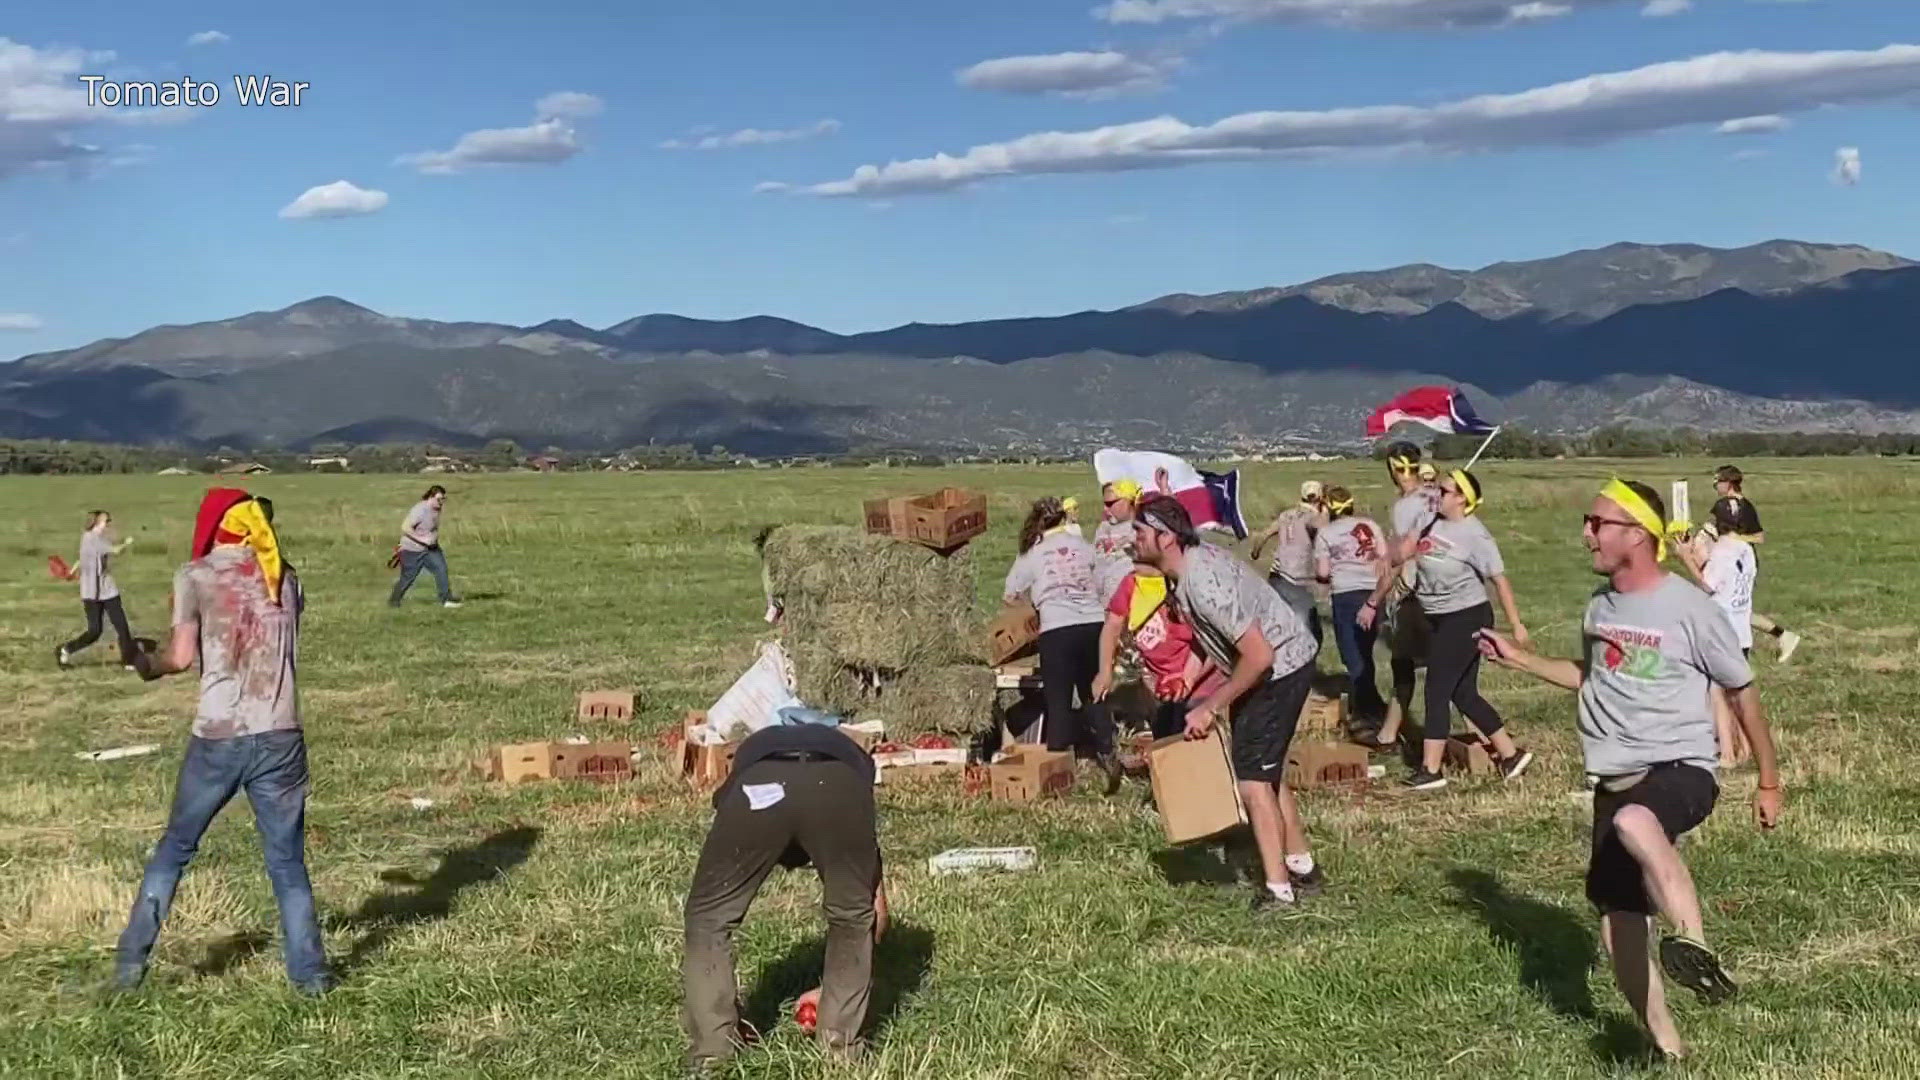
[8,240,1920,454]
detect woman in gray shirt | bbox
[58,510,140,669]
[1397,470,1534,790]
[1003,496,1118,789]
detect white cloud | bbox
[536,91,604,119]
[1716,114,1789,134]
[1093,0,1636,28]
[780,44,1920,197]
[662,119,841,150]
[1642,0,1691,14]
[400,94,600,173]
[186,30,230,47]
[1,37,196,181]
[1833,146,1861,185]
[0,313,43,331]
[279,180,389,219]
[959,51,1170,97]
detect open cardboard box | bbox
[986,600,1041,666]
[988,747,1074,802]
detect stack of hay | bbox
[761,525,995,736]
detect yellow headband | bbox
[1601,478,1667,561]
[1061,496,1079,515]
[217,500,285,603]
[1389,454,1417,473]
[1449,470,1481,515]
[1326,496,1354,513]
[1109,480,1142,501]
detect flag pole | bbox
[1462,426,1502,471]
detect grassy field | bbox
[2,459,1917,1079]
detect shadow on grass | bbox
[1448,868,1655,1068]
[1151,825,1255,888]
[194,930,271,977]
[740,922,936,1045]
[329,825,542,978]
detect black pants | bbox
[1422,603,1504,742]
[1037,622,1114,756]
[683,759,880,1063]
[65,597,136,664]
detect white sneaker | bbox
[442,600,463,609]
[1777,631,1802,664]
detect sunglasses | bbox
[1582,514,1640,532]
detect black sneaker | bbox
[1250,887,1297,914]
[1499,750,1536,782]
[1288,865,1326,897]
[1403,769,1448,791]
[1659,935,1738,1005]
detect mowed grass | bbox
[2,460,1918,1080]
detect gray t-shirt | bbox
[1391,486,1440,539]
[1415,516,1504,615]
[78,531,118,602]
[1313,516,1386,595]
[400,500,440,552]
[1004,532,1105,632]
[1173,543,1317,680]
[1578,573,1753,777]
[1265,505,1320,584]
[172,547,303,739]
[1091,518,1135,602]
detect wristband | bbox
[1757,783,1781,791]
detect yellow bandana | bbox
[218,500,285,603]
[1450,470,1481,515]
[1389,454,1417,474]
[1110,479,1142,501]
[1326,496,1354,513]
[1601,478,1667,561]
[1127,573,1167,632]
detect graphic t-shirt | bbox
[1265,505,1321,584]
[1312,516,1385,595]
[1578,574,1753,776]
[1109,573,1205,701]
[1172,543,1316,680]
[78,531,119,602]
[1711,495,1763,540]
[1414,516,1504,615]
[1701,536,1756,650]
[1004,532,1105,632]
[400,500,441,552]
[172,547,304,739]
[1391,487,1441,541]
[1092,518,1136,601]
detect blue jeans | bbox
[390,547,453,604]
[1331,590,1388,722]
[116,731,327,988]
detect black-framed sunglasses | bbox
[1582,514,1639,532]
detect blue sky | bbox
[3,0,1916,356]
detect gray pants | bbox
[682,759,880,1065]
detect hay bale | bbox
[886,664,995,736]
[789,643,880,719]
[763,525,981,670]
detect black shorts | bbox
[1586,763,1719,915]
[1228,661,1313,783]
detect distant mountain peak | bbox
[277,296,385,324]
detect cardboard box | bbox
[577,690,635,722]
[892,761,966,785]
[682,739,740,791]
[902,487,988,551]
[1146,728,1246,844]
[863,495,913,538]
[491,741,557,784]
[1284,741,1371,789]
[1443,736,1497,777]
[552,741,636,784]
[986,601,1042,666]
[842,720,885,753]
[1298,692,1346,739]
[989,748,1075,802]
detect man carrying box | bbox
[1132,495,1325,911]
[682,713,888,1072]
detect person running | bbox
[1252,480,1327,646]
[1004,497,1120,790]
[57,510,140,670]
[117,488,330,995]
[1372,445,1441,758]
[1092,480,1142,602]
[1312,487,1390,739]
[681,713,885,1071]
[1093,561,1224,741]
[1480,478,1783,1060]
[389,485,461,608]
[1133,495,1324,911]
[1709,466,1800,662]
[1677,504,1757,764]
[1364,468,1533,789]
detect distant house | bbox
[217,462,272,475]
[306,456,351,471]
[156,466,195,476]
[528,455,562,473]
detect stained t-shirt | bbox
[78,531,119,602]
[1701,536,1756,650]
[1003,531,1105,632]
[400,500,441,552]
[1108,573,1204,701]
[172,547,303,739]
[1414,516,1505,616]
[1312,516,1386,595]
[1578,573,1753,776]
[1091,518,1136,601]
[1391,487,1441,540]
[1172,543,1317,680]
[1265,505,1321,584]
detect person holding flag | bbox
[1366,443,1441,757]
[1479,478,1783,1060]
[1093,449,1247,540]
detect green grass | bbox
[2,460,1918,1079]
